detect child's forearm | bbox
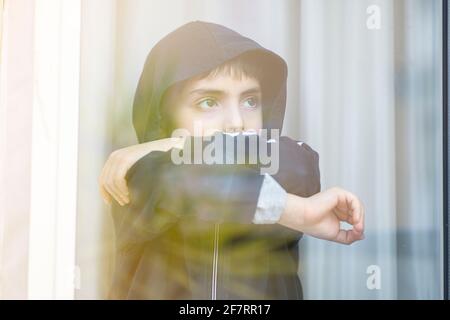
[99,137,185,205]
[142,137,185,153]
[277,189,365,245]
[277,193,307,232]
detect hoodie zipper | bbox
[211,223,220,300]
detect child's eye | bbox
[196,98,219,110]
[242,97,259,109]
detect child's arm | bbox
[99,135,319,206]
[106,134,364,245]
[99,137,185,206]
[115,151,363,245]
[152,160,363,245]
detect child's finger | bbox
[334,228,361,245]
[354,202,365,237]
[104,183,124,206]
[334,191,358,226]
[351,196,364,234]
[100,186,112,205]
[104,160,127,206]
[110,159,130,204]
[344,192,361,230]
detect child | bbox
[100,21,364,299]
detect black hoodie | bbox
[108,21,320,300]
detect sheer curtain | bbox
[0,0,34,299]
[297,0,443,299]
[75,0,443,299]
[1,0,80,299]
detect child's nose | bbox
[224,104,244,133]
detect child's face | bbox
[169,73,263,136]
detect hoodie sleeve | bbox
[109,147,265,251]
[272,136,321,197]
[154,160,266,224]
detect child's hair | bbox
[160,53,265,136]
[201,53,264,81]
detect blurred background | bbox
[0,0,444,299]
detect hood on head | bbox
[132,20,288,143]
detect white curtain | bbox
[1,0,80,299]
[0,0,34,299]
[297,0,443,299]
[76,0,443,299]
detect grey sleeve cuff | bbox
[252,173,287,224]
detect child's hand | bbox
[98,137,185,206]
[279,188,365,245]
